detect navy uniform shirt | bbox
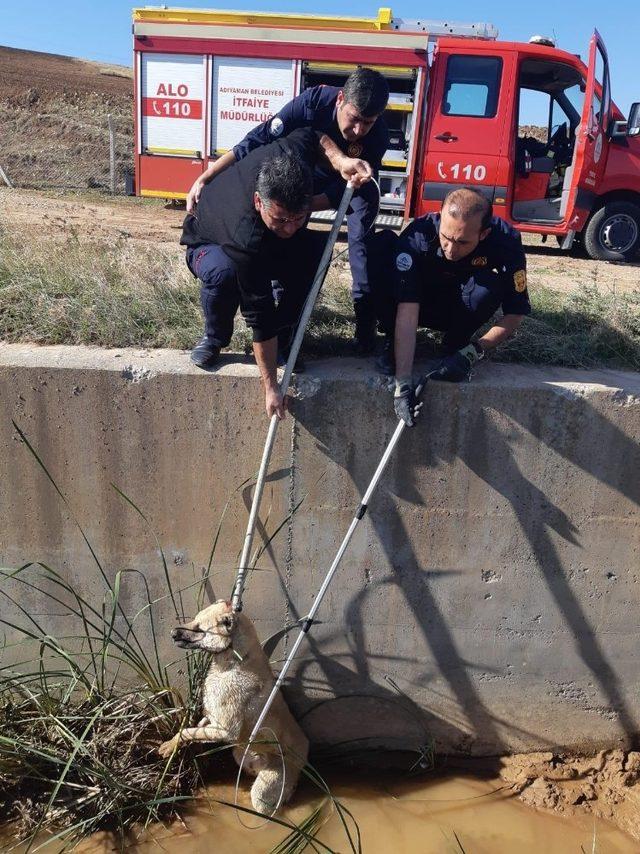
[394,214,531,327]
[233,85,389,208]
[180,127,319,341]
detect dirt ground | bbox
[498,749,640,842]
[0,46,133,193]
[1,188,181,248]
[2,187,639,296]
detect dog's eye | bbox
[220,616,232,629]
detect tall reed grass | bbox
[0,422,361,852]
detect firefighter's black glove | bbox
[393,378,422,427]
[431,342,484,383]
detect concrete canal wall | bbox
[1,343,639,755]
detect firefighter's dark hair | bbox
[341,67,389,117]
[255,152,313,213]
[442,187,493,231]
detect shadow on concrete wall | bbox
[291,380,639,752]
[276,408,505,753]
[476,393,640,742]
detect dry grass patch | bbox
[0,233,200,349]
[1,232,639,371]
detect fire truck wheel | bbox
[583,200,640,262]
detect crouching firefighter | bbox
[369,187,531,426]
[186,68,390,355]
[181,127,370,419]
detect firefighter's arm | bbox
[253,337,286,420]
[394,302,420,379]
[476,314,523,351]
[475,244,528,352]
[318,134,372,188]
[243,275,286,418]
[186,151,237,213]
[233,91,311,164]
[493,241,530,345]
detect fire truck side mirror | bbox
[627,102,640,137]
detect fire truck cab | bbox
[132,7,640,260]
[422,31,640,260]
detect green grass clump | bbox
[0,233,201,349]
[0,673,197,847]
[0,550,207,850]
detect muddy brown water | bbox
[8,771,637,853]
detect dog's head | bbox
[171,599,237,654]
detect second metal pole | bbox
[240,374,430,796]
[245,417,406,743]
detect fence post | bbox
[0,164,14,188]
[108,114,116,194]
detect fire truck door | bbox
[417,47,514,216]
[564,31,611,231]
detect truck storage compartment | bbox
[301,62,419,213]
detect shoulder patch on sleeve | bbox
[269,117,284,137]
[396,252,413,271]
[514,269,527,292]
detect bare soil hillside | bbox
[0,46,132,99]
[0,46,133,191]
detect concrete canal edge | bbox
[1,343,639,756]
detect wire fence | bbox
[0,92,134,195]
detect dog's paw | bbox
[158,736,179,758]
[251,794,278,816]
[251,769,284,815]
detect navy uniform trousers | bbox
[186,229,327,349]
[314,176,378,308]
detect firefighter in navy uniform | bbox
[182,127,368,419]
[187,68,390,354]
[370,187,531,425]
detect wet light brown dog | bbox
[158,599,308,814]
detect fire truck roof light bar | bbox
[391,17,498,39]
[134,7,497,40]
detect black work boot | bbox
[375,334,395,375]
[353,301,377,356]
[190,335,221,369]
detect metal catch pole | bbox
[241,374,430,772]
[231,183,354,612]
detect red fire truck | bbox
[132,7,640,260]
